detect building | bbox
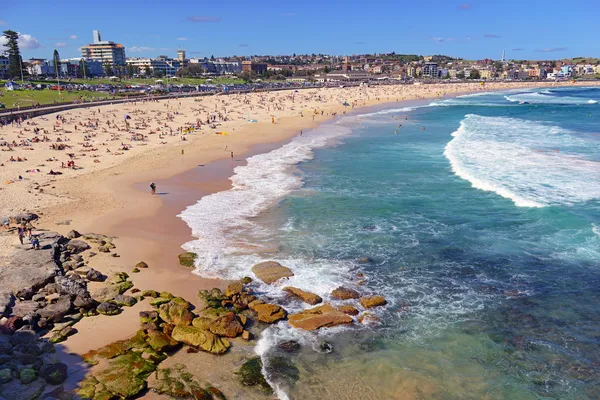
[189,59,241,75]
[0,54,10,79]
[177,50,186,67]
[241,61,267,74]
[325,70,371,81]
[126,56,181,77]
[27,60,53,76]
[422,62,439,78]
[80,30,126,66]
[479,69,494,79]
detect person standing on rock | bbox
[150,182,156,195]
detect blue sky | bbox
[1,0,599,61]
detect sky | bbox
[1,0,599,61]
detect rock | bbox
[233,292,256,311]
[358,312,381,325]
[225,281,243,297]
[337,305,359,316]
[19,368,37,384]
[149,297,170,307]
[0,376,46,400]
[235,357,272,394]
[97,302,121,316]
[0,367,12,383]
[114,280,133,294]
[37,296,72,322]
[110,272,129,284]
[86,268,104,282]
[66,240,90,254]
[135,261,149,269]
[114,295,137,307]
[98,246,110,253]
[0,292,14,317]
[177,252,197,267]
[242,330,251,341]
[357,257,372,264]
[158,302,193,326]
[73,295,96,309]
[331,286,361,300]
[248,299,265,310]
[9,330,37,346]
[208,313,244,338]
[251,261,294,284]
[318,341,334,354]
[95,351,156,398]
[159,292,174,300]
[277,340,300,353]
[253,303,287,324]
[359,295,387,309]
[288,304,354,331]
[139,311,159,324]
[142,290,159,298]
[146,330,179,352]
[242,276,253,284]
[132,268,140,273]
[283,287,323,305]
[11,301,40,318]
[170,297,191,309]
[265,356,300,387]
[9,212,38,224]
[54,275,88,297]
[66,230,81,239]
[61,260,78,271]
[148,365,214,399]
[91,286,120,303]
[171,325,230,354]
[39,362,67,385]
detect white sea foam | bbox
[444,114,600,207]
[355,106,419,118]
[505,92,599,105]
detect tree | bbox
[103,62,113,77]
[210,55,215,61]
[2,30,23,79]
[456,71,465,79]
[53,49,61,77]
[126,63,134,77]
[469,69,481,79]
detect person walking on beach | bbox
[230,151,234,159]
[150,182,156,195]
[17,226,25,245]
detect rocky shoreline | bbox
[0,214,387,399]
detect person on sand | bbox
[31,235,40,250]
[17,226,25,245]
[231,151,234,159]
[150,182,156,195]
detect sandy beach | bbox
[1,80,599,398]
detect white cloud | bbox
[0,19,6,26]
[69,35,78,40]
[0,33,42,50]
[54,42,67,48]
[129,46,155,52]
[176,37,188,41]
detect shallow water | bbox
[180,87,600,399]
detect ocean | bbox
[180,86,600,399]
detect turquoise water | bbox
[181,87,600,399]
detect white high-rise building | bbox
[93,30,101,44]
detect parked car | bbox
[0,103,5,109]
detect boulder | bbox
[337,305,359,316]
[158,302,193,326]
[54,275,88,297]
[0,292,14,317]
[37,296,72,322]
[253,303,287,323]
[86,268,104,282]
[114,294,137,307]
[66,230,81,239]
[331,286,360,300]
[95,351,156,398]
[0,376,46,400]
[97,302,121,316]
[98,246,110,253]
[39,362,68,385]
[359,295,387,309]
[225,281,243,297]
[283,287,322,305]
[177,252,197,267]
[235,357,272,394]
[288,304,353,331]
[242,330,251,341]
[114,281,134,295]
[139,311,159,324]
[0,367,12,383]
[11,301,41,318]
[146,329,179,352]
[171,325,230,354]
[149,297,171,307]
[251,261,294,284]
[142,290,159,298]
[91,286,120,303]
[232,292,256,311]
[19,368,37,384]
[73,295,96,309]
[208,313,244,338]
[135,261,149,269]
[66,240,90,254]
[278,340,301,353]
[358,312,381,325]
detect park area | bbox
[0,87,113,108]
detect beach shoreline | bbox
[2,80,599,398]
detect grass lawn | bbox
[40,76,246,86]
[0,89,113,108]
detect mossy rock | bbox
[140,310,159,324]
[110,272,129,284]
[77,375,100,399]
[142,290,159,298]
[146,329,179,352]
[241,276,253,284]
[82,330,148,364]
[170,297,191,309]
[265,356,300,387]
[150,297,171,307]
[135,261,149,269]
[149,365,214,399]
[114,280,134,294]
[19,368,37,384]
[178,252,197,267]
[0,368,13,383]
[236,357,273,394]
[95,351,157,398]
[171,325,230,355]
[132,268,140,273]
[158,301,194,326]
[160,291,174,300]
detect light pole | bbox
[18,56,24,85]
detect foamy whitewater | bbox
[179,86,600,399]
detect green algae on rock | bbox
[235,357,273,395]
[178,252,197,267]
